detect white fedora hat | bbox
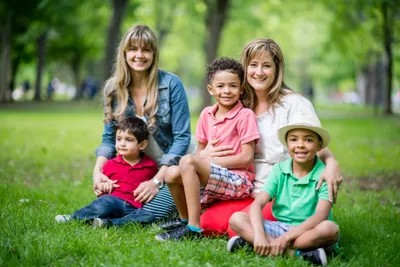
[277,112,331,149]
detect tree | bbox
[103,0,129,82]
[200,0,231,109]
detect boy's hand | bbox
[269,235,290,256]
[93,172,119,196]
[316,160,343,203]
[253,235,272,256]
[200,139,233,159]
[96,182,114,196]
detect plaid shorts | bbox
[201,163,253,206]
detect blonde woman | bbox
[93,25,191,222]
[200,38,342,236]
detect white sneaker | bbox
[55,215,72,223]
[92,218,107,228]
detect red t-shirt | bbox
[102,154,158,208]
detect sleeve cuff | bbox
[95,145,116,159]
[160,153,182,166]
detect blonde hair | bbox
[240,38,292,111]
[104,25,159,128]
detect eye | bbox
[116,137,121,141]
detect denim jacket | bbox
[95,69,191,166]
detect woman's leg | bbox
[142,186,176,220]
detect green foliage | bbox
[0,102,399,266]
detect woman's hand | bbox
[199,139,234,159]
[93,172,119,196]
[316,159,343,203]
[133,180,159,203]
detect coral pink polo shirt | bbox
[196,101,260,181]
[102,154,158,208]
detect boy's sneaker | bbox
[227,236,248,252]
[299,248,328,266]
[55,215,72,223]
[158,217,186,231]
[92,218,108,228]
[155,225,203,241]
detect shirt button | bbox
[164,143,168,147]
[213,126,216,128]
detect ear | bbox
[207,84,214,96]
[138,140,148,150]
[317,141,323,151]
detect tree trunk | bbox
[33,31,48,101]
[382,2,393,115]
[201,0,231,109]
[0,13,12,104]
[72,51,82,100]
[9,54,21,96]
[103,0,128,82]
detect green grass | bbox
[1,101,400,266]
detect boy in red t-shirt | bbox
[55,117,158,227]
[155,57,260,241]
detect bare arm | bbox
[208,141,255,169]
[317,148,343,203]
[249,192,273,256]
[93,156,119,196]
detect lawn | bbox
[1,101,399,266]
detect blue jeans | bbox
[72,195,155,226]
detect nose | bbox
[296,140,305,148]
[255,65,263,75]
[136,49,143,57]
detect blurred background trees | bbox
[1,0,399,115]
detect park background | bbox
[1,0,399,266]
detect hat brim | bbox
[277,124,331,149]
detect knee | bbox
[179,154,196,170]
[317,221,339,242]
[229,212,248,232]
[164,166,181,184]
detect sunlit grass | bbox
[0,101,399,266]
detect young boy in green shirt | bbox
[227,114,339,266]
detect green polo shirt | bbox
[262,157,333,226]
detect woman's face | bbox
[246,50,276,93]
[125,41,154,72]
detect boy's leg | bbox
[179,154,211,228]
[165,166,188,221]
[292,220,339,250]
[229,211,256,244]
[106,204,156,227]
[72,195,123,221]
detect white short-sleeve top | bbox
[253,92,319,194]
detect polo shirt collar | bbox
[114,154,154,168]
[208,100,243,120]
[282,156,324,184]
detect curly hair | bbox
[206,57,244,85]
[115,116,149,144]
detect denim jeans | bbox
[72,195,155,226]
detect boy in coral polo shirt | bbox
[155,57,260,241]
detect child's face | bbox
[286,128,322,164]
[125,41,154,72]
[115,130,145,159]
[207,70,243,110]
